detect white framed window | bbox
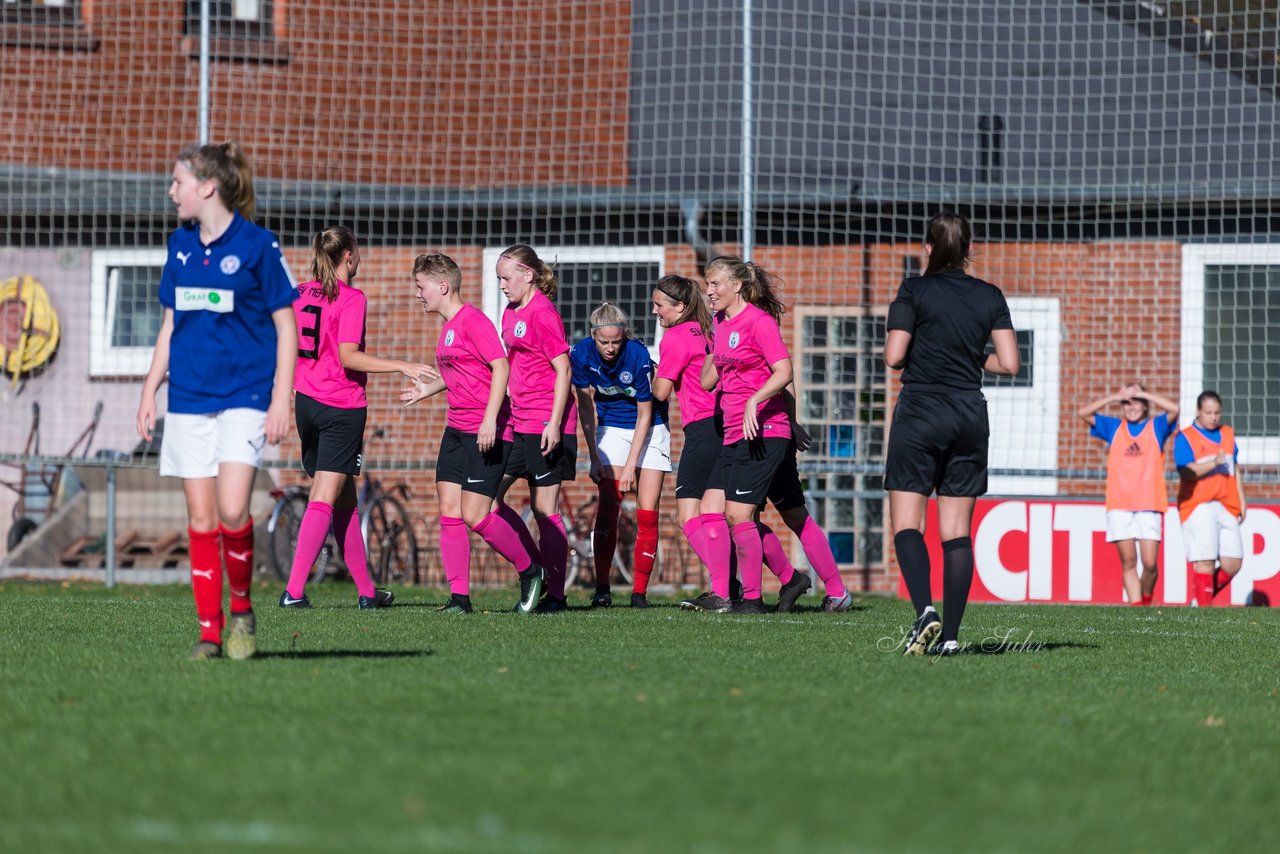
[984,297,1061,496]
[793,307,888,568]
[184,0,273,40]
[1181,244,1280,464]
[481,246,666,357]
[89,249,166,377]
[2,0,80,26]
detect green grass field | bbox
[1,580,1276,853]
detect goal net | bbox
[1,0,1276,591]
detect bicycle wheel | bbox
[266,492,306,582]
[267,491,333,585]
[365,494,418,586]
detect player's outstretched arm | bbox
[339,342,431,380]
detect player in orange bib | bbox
[1078,383,1178,605]
[1174,390,1247,606]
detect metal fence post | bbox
[105,460,116,589]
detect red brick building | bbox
[3,2,1277,595]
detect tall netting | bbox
[1,1,1277,596]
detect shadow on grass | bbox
[256,649,435,659]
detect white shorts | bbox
[160,409,268,479]
[1104,510,1163,543]
[595,423,673,473]
[1180,501,1244,563]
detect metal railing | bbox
[8,450,1280,587]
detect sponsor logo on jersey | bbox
[444,329,456,347]
[175,287,235,313]
[220,255,242,276]
[728,331,740,349]
[597,384,637,398]
[176,250,192,266]
[514,321,528,339]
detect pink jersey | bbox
[657,320,716,427]
[436,304,511,434]
[712,303,792,444]
[293,280,367,409]
[501,289,577,435]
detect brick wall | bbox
[0,1,630,187]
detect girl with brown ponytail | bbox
[136,141,296,660]
[282,226,432,612]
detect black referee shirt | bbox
[886,269,1013,390]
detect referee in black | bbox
[884,212,1021,656]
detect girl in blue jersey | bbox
[572,303,672,608]
[136,141,298,661]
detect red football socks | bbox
[188,526,223,644]
[220,518,254,615]
[631,508,660,595]
[1192,570,1215,606]
[593,481,622,590]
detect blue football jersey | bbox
[570,337,668,428]
[159,213,297,413]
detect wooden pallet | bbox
[58,529,188,569]
[117,531,184,568]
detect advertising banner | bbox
[906,499,1280,606]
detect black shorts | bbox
[296,391,366,477]
[720,437,790,506]
[505,431,578,486]
[436,426,511,499]
[675,416,723,501]
[884,387,989,497]
[766,441,807,512]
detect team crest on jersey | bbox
[220,255,242,276]
[444,329,456,347]
[620,370,633,384]
[728,331,740,349]
[514,321,528,339]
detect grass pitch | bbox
[1,580,1276,853]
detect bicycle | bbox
[362,475,417,586]
[265,484,340,585]
[265,430,418,586]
